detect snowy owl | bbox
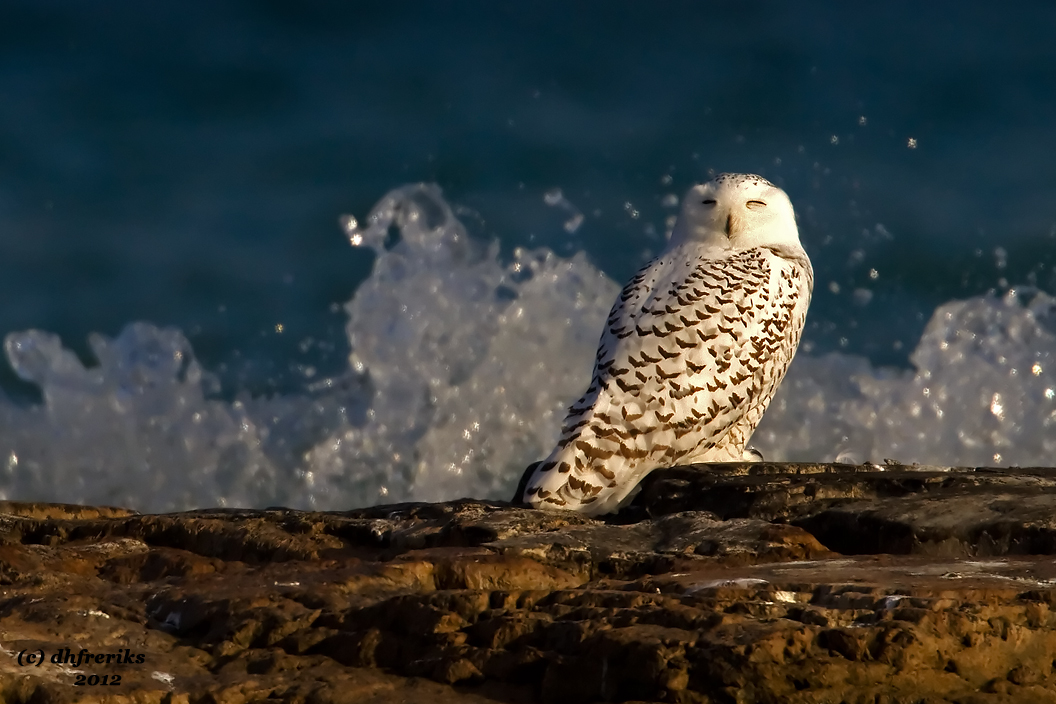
[519,173,813,515]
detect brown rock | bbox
[2,465,1056,702]
[638,462,1056,557]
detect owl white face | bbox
[670,173,801,252]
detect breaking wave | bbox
[2,185,1053,511]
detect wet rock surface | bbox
[1,463,1056,702]
[640,462,1056,558]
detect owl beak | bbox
[724,212,735,238]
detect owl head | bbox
[669,173,802,252]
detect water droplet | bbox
[990,393,1004,418]
[563,213,584,233]
[994,247,1008,270]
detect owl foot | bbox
[742,447,764,461]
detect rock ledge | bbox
[1,462,1055,703]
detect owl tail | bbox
[519,438,634,515]
[520,441,588,510]
[511,461,540,505]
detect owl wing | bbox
[593,246,787,447]
[531,245,811,512]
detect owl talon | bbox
[742,447,764,462]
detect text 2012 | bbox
[75,674,122,686]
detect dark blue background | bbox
[3,1,1055,397]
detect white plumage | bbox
[521,173,813,515]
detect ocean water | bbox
[2,2,1055,511]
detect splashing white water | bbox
[754,287,1056,466]
[311,184,618,505]
[1,184,1054,511]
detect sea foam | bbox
[2,184,1054,511]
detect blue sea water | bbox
[1,2,1056,510]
